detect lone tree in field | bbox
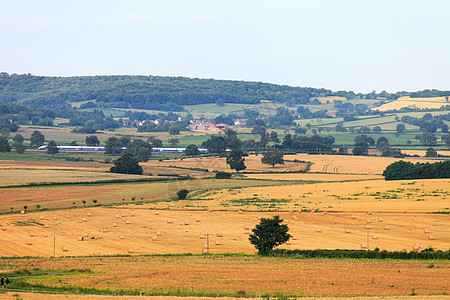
[46,140,59,155]
[185,144,200,156]
[261,150,284,168]
[110,151,143,175]
[177,189,189,200]
[249,216,291,255]
[30,130,45,148]
[226,149,246,172]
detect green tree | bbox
[152,138,163,148]
[46,140,59,155]
[419,132,437,146]
[13,134,24,143]
[261,150,285,168]
[0,136,11,152]
[338,145,348,154]
[105,137,124,155]
[169,125,180,135]
[425,147,438,157]
[353,141,369,156]
[396,124,406,135]
[136,147,151,162]
[0,127,10,137]
[85,135,100,146]
[177,189,189,200]
[110,151,143,175]
[372,126,382,133]
[249,216,291,255]
[169,138,179,147]
[226,149,247,172]
[13,141,25,154]
[185,144,200,156]
[443,134,450,148]
[30,130,45,147]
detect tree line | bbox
[382,160,450,180]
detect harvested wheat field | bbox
[141,155,308,173]
[196,178,450,213]
[244,173,381,181]
[0,159,111,172]
[0,207,449,257]
[2,256,449,298]
[374,96,449,111]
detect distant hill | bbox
[0,72,448,111]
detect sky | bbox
[1,0,449,93]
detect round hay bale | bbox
[84,232,89,237]
[1,227,6,231]
[254,248,259,254]
[39,216,44,220]
[244,225,249,230]
[196,218,200,222]
[238,210,243,214]
[345,228,351,234]
[44,224,49,228]
[428,235,434,240]
[383,225,389,230]
[156,231,162,236]
[372,234,378,239]
[128,248,134,253]
[167,219,174,224]
[53,216,58,220]
[366,219,371,223]
[310,210,315,213]
[413,244,420,251]
[97,234,103,239]
[29,232,34,237]
[154,211,159,215]
[202,248,209,253]
[21,210,25,214]
[365,225,371,230]
[199,233,205,239]
[93,252,101,256]
[125,220,131,225]
[378,218,383,222]
[424,228,430,234]
[367,211,372,215]
[121,213,126,217]
[26,240,32,245]
[43,233,48,237]
[82,218,87,222]
[292,236,297,240]
[316,228,321,233]
[323,211,328,215]
[286,240,291,245]
[115,214,121,219]
[244,229,249,234]
[351,215,356,219]
[152,236,158,241]
[103,228,108,232]
[130,212,135,217]
[217,232,223,237]
[62,246,68,252]
[184,221,189,225]
[360,243,367,249]
[215,240,221,245]
[293,216,299,221]
[119,234,125,239]
[208,208,213,212]
[203,243,209,249]
[257,216,261,220]
[78,236,84,241]
[113,222,118,227]
[87,213,92,217]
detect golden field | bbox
[1,256,449,298]
[0,207,448,257]
[374,96,449,111]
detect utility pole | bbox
[53,237,56,257]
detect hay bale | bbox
[217,232,223,237]
[360,243,367,249]
[367,211,372,215]
[1,227,6,231]
[378,218,383,222]
[413,244,420,251]
[53,216,58,220]
[428,235,435,240]
[119,234,125,239]
[366,219,371,223]
[39,216,44,220]
[424,228,430,234]
[26,240,32,245]
[293,215,298,221]
[44,224,49,228]
[345,229,351,234]
[401,248,407,252]
[199,233,205,239]
[82,218,87,222]
[93,252,101,256]
[215,240,221,245]
[310,210,315,213]
[87,213,92,217]
[244,229,249,234]
[29,232,34,237]
[62,246,68,252]
[84,232,89,237]
[156,231,162,236]
[125,220,131,224]
[184,221,189,225]
[203,243,209,249]
[121,213,126,217]
[43,233,48,237]
[21,210,25,214]
[372,234,378,239]
[316,228,321,233]
[292,236,297,240]
[286,240,291,245]
[196,218,201,222]
[323,211,328,215]
[78,236,84,241]
[128,248,134,253]
[116,214,121,219]
[202,248,209,253]
[351,215,356,219]
[154,211,159,215]
[365,225,371,230]
[238,210,243,214]
[254,249,259,254]
[383,225,389,230]
[257,216,261,220]
[113,222,118,227]
[97,234,103,239]
[244,225,249,230]
[167,219,174,224]
[152,236,158,241]
[130,212,135,217]
[103,228,108,232]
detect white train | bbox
[37,145,208,153]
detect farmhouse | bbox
[188,121,215,131]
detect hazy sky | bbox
[1,0,449,93]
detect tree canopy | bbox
[226,149,247,172]
[110,151,143,175]
[249,216,291,255]
[261,150,285,167]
